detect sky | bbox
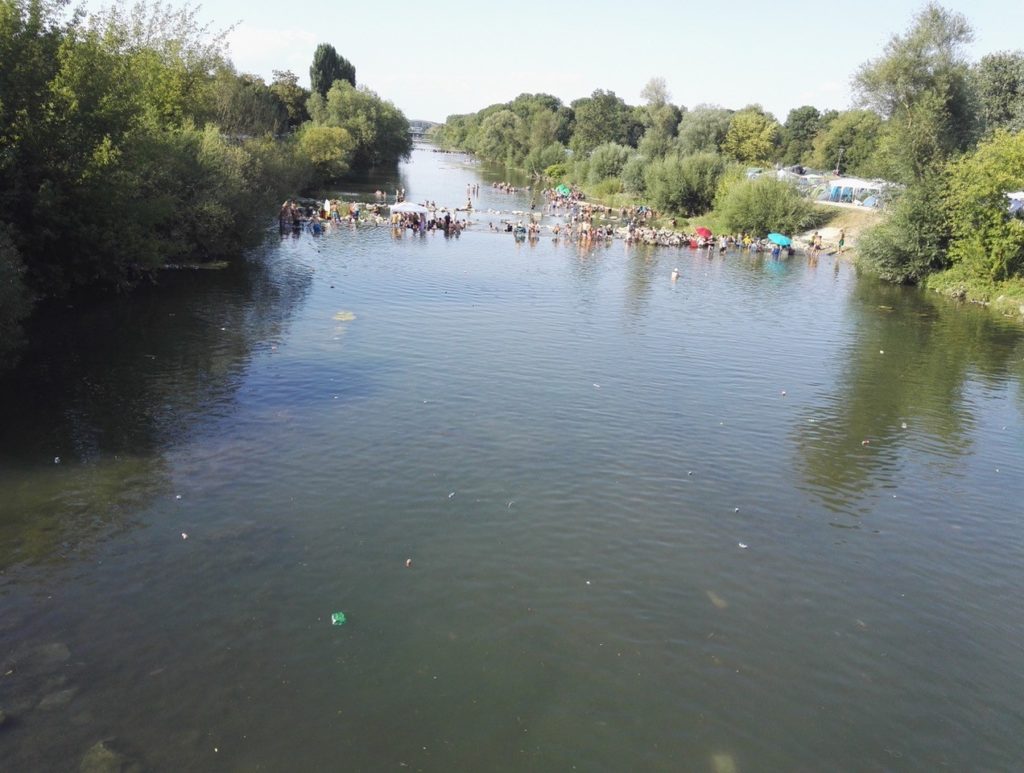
[86,0,1024,123]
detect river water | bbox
[1,145,1023,771]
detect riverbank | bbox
[794,205,884,255]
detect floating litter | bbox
[448,492,455,499]
[54,457,60,464]
[737,543,748,549]
[331,611,347,626]
[181,532,188,540]
[332,311,357,322]
[706,590,729,609]
[879,350,884,354]
[901,422,907,429]
[175,494,182,500]
[405,558,412,568]
[733,507,740,513]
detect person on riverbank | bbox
[838,229,846,254]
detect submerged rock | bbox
[37,686,78,709]
[80,739,142,773]
[5,642,71,677]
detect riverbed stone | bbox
[5,641,71,677]
[80,739,142,773]
[37,686,78,709]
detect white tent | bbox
[390,202,430,214]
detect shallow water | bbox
[1,146,1023,771]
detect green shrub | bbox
[646,152,730,216]
[587,142,633,185]
[858,176,949,283]
[621,155,647,194]
[593,177,623,199]
[544,162,568,181]
[714,174,826,235]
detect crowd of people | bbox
[280,181,825,257]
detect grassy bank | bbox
[926,268,1024,318]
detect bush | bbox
[621,155,647,194]
[714,174,826,235]
[646,152,730,216]
[296,124,355,183]
[526,142,566,174]
[858,177,950,283]
[587,142,633,185]
[944,130,1024,282]
[592,177,623,199]
[544,162,568,181]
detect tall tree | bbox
[721,105,780,163]
[569,89,637,155]
[310,42,355,98]
[972,51,1024,134]
[270,69,310,129]
[809,109,883,176]
[676,105,733,156]
[853,2,975,182]
[780,105,821,166]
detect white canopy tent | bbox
[389,202,431,214]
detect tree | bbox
[721,105,780,163]
[308,80,411,167]
[473,109,526,165]
[640,76,670,107]
[972,51,1024,134]
[809,109,883,176]
[296,124,354,181]
[853,2,976,182]
[270,69,310,129]
[676,105,733,156]
[310,42,355,98]
[587,142,633,184]
[570,89,636,155]
[944,130,1024,282]
[0,225,30,368]
[210,68,288,137]
[780,105,821,166]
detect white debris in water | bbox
[737,542,748,549]
[448,492,455,499]
[901,422,907,429]
[181,533,188,540]
[706,590,729,609]
[54,456,60,464]
[711,752,738,773]
[175,494,182,500]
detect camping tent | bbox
[820,177,892,204]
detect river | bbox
[1,145,1023,771]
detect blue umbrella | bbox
[767,232,791,246]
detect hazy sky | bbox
[91,0,1024,122]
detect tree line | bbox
[0,0,412,368]
[434,3,1024,306]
